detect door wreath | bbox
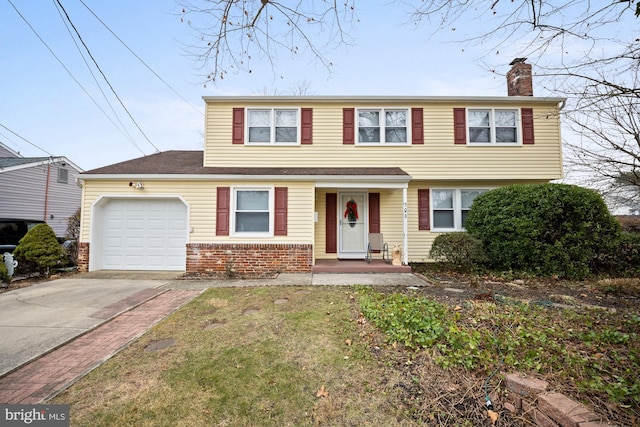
[344,199,359,228]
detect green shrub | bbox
[464,183,621,279]
[429,232,487,271]
[13,223,66,277]
[0,260,8,284]
[594,231,640,277]
[64,207,81,265]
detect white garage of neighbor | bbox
[91,197,188,271]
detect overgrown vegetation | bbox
[12,223,66,277]
[52,280,640,426]
[357,287,640,417]
[463,183,633,279]
[64,207,81,266]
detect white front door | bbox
[338,192,367,259]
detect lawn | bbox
[53,278,639,426]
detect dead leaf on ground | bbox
[316,385,329,398]
[345,339,352,346]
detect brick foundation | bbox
[77,242,90,273]
[186,243,313,278]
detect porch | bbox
[312,259,411,273]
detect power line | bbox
[0,123,54,156]
[77,0,203,117]
[54,0,161,153]
[6,0,146,156]
[52,0,142,153]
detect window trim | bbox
[355,107,411,145]
[246,107,301,145]
[430,188,489,231]
[467,108,521,145]
[230,186,274,237]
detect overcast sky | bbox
[1,1,569,171]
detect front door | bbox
[338,192,367,259]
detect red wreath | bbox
[344,199,359,222]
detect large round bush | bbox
[464,183,621,279]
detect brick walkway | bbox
[0,289,201,404]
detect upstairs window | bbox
[468,109,519,144]
[357,108,409,144]
[247,108,299,144]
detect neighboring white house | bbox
[0,142,83,238]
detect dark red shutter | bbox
[232,108,244,144]
[274,187,288,236]
[369,193,381,253]
[369,193,380,233]
[418,189,430,231]
[411,108,424,144]
[216,187,230,235]
[521,108,535,145]
[343,108,355,144]
[301,108,313,145]
[326,193,337,253]
[453,108,466,145]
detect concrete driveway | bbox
[0,273,179,377]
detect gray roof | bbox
[82,151,409,177]
[0,157,51,168]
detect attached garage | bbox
[91,198,188,271]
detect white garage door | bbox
[101,199,187,270]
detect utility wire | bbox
[54,0,160,153]
[6,0,146,156]
[0,123,54,156]
[52,0,142,153]
[78,0,203,117]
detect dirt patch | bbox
[409,267,640,312]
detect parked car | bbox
[0,218,45,253]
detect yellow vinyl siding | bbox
[204,101,563,181]
[80,180,314,244]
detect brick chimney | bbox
[507,58,533,96]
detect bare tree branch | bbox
[179,0,356,84]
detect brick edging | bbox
[504,372,613,426]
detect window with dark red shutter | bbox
[216,187,230,235]
[418,189,431,230]
[274,187,288,236]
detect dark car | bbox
[0,218,45,253]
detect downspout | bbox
[44,162,51,221]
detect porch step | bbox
[312,259,411,274]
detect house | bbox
[77,60,565,275]
[0,142,83,239]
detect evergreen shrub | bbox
[13,223,66,277]
[464,183,621,279]
[429,232,487,271]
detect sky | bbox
[0,0,624,172]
